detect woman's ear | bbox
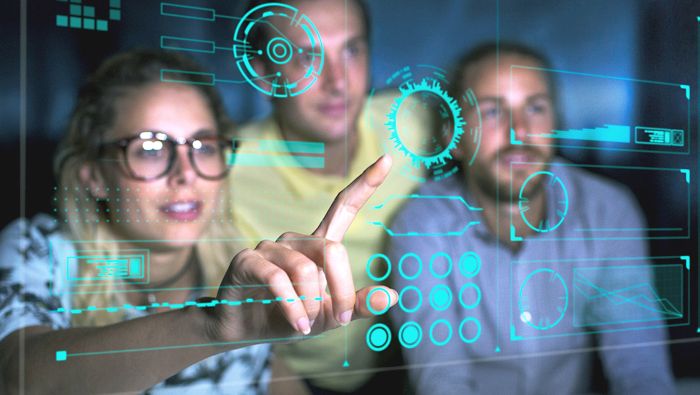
[79,164,108,199]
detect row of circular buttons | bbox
[366,251,482,281]
[366,318,482,351]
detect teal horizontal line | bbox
[370,220,480,237]
[160,35,215,54]
[160,69,214,86]
[574,228,682,232]
[234,139,325,154]
[228,153,324,168]
[53,295,325,315]
[160,2,215,21]
[528,124,631,144]
[65,335,323,359]
[512,64,686,88]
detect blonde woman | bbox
[0,50,396,394]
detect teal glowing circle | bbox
[518,171,569,233]
[398,321,423,349]
[429,284,453,311]
[458,283,481,309]
[386,78,466,170]
[366,253,391,282]
[429,252,452,279]
[398,285,422,313]
[518,268,568,330]
[458,317,481,343]
[398,253,422,280]
[458,252,481,278]
[266,37,293,65]
[232,2,324,97]
[366,323,391,352]
[366,287,392,316]
[429,319,453,346]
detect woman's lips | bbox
[159,200,202,221]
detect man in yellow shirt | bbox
[228,0,428,393]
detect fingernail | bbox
[390,290,399,304]
[338,310,352,326]
[309,319,315,329]
[297,317,311,335]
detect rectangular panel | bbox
[509,162,690,242]
[509,65,690,155]
[510,256,690,341]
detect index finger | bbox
[313,154,392,242]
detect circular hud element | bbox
[233,2,324,97]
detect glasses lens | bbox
[191,137,228,179]
[125,136,172,179]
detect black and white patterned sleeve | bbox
[0,215,71,341]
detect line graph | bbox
[573,265,684,327]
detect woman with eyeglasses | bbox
[0,50,396,394]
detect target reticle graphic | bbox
[380,65,481,182]
[232,2,324,97]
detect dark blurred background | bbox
[3,0,699,388]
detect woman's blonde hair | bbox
[54,49,238,327]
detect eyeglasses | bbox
[100,131,231,181]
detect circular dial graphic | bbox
[233,2,324,97]
[518,171,568,233]
[518,268,568,330]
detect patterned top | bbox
[0,214,271,394]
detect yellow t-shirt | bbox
[228,91,427,391]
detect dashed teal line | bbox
[55,295,324,315]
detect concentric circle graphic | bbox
[398,321,423,349]
[233,2,324,97]
[366,323,392,352]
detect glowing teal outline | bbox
[509,163,691,242]
[458,317,481,344]
[398,321,423,349]
[366,323,391,352]
[429,252,452,279]
[266,37,293,65]
[458,252,481,278]
[365,253,391,282]
[398,253,422,280]
[459,283,482,309]
[386,78,465,169]
[517,268,568,331]
[429,284,453,312]
[398,286,422,313]
[232,2,324,97]
[518,171,569,233]
[366,288,392,316]
[509,65,691,156]
[429,319,453,346]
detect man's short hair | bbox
[242,0,371,61]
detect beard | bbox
[466,145,553,203]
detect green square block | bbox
[96,20,108,31]
[56,15,68,27]
[83,6,94,17]
[109,9,121,21]
[70,0,82,3]
[70,4,81,16]
[56,350,67,361]
[83,18,95,30]
[70,16,81,28]
[110,0,121,8]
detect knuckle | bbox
[293,260,317,280]
[256,239,274,250]
[264,268,288,287]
